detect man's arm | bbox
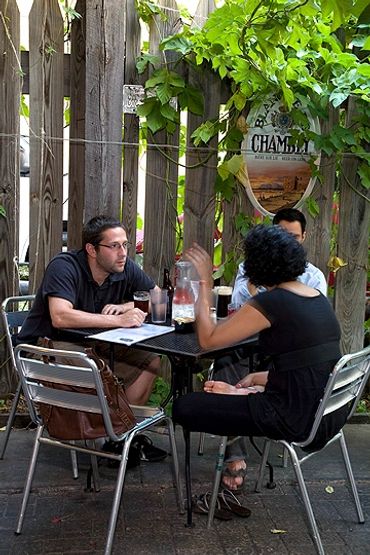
[49,297,146,329]
[232,262,260,305]
[300,263,327,296]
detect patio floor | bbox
[0,423,369,554]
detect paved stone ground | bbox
[0,424,369,554]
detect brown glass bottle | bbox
[162,268,174,316]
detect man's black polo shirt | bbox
[17,249,155,344]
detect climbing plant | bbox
[137,0,370,195]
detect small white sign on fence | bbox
[122,85,145,114]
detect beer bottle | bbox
[162,268,174,316]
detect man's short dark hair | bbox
[243,224,307,287]
[272,208,306,234]
[82,215,126,248]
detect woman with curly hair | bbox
[173,224,343,492]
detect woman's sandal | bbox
[218,488,251,518]
[221,463,247,493]
[192,492,233,521]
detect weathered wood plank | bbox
[21,50,70,97]
[223,183,255,285]
[0,0,20,395]
[183,0,219,256]
[143,0,181,283]
[84,0,125,220]
[303,107,339,278]
[335,96,369,353]
[122,0,141,258]
[68,0,86,249]
[28,0,64,291]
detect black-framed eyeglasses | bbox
[96,241,132,251]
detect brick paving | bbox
[0,424,369,554]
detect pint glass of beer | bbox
[216,286,233,319]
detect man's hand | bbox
[101,302,134,315]
[116,307,146,327]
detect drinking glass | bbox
[216,286,233,318]
[150,289,168,323]
[133,291,150,313]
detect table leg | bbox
[183,427,194,527]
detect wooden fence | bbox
[0,0,368,396]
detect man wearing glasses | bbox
[17,215,167,462]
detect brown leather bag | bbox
[37,342,136,441]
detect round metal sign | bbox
[241,96,320,216]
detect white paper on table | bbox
[88,323,174,345]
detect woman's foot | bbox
[221,459,247,491]
[204,380,258,395]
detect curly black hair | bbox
[243,224,307,287]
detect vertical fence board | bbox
[303,107,339,278]
[68,0,86,249]
[84,0,125,220]
[184,67,219,254]
[122,0,141,257]
[335,97,369,353]
[223,184,254,284]
[28,0,64,291]
[143,0,181,282]
[0,0,20,395]
[183,0,218,255]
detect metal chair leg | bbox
[197,432,206,456]
[183,428,193,527]
[255,439,271,492]
[0,382,22,459]
[16,425,43,534]
[282,446,289,468]
[287,443,325,555]
[166,417,184,513]
[104,433,134,555]
[69,442,79,479]
[339,432,364,523]
[89,440,101,492]
[207,435,227,528]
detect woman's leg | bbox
[173,391,264,438]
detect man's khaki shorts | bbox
[45,339,159,388]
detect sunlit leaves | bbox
[178,86,204,115]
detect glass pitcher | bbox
[171,261,195,323]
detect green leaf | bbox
[226,155,244,176]
[136,53,160,74]
[178,86,204,115]
[156,82,173,104]
[161,35,192,55]
[160,103,179,123]
[20,95,29,118]
[215,173,236,201]
[329,91,349,108]
[305,196,320,218]
[358,161,370,189]
[191,120,218,146]
[358,63,370,76]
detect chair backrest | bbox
[299,345,370,448]
[14,343,120,441]
[0,295,36,369]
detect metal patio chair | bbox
[205,345,370,554]
[0,295,80,478]
[0,295,36,459]
[13,343,183,555]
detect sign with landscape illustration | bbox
[242,96,320,215]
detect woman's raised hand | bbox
[185,243,213,284]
